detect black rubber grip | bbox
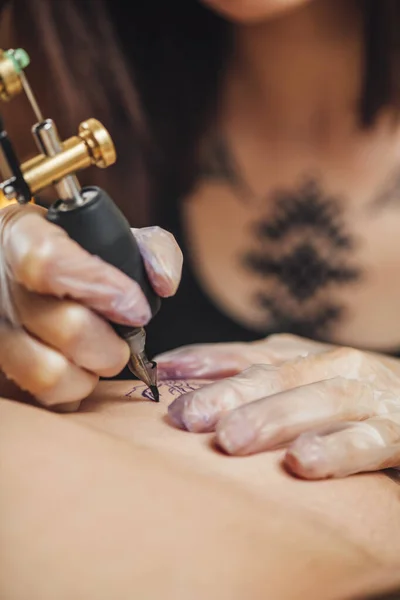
[46,186,161,337]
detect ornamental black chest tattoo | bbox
[243,180,361,339]
[199,138,363,340]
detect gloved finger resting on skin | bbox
[0,319,98,408]
[167,363,283,432]
[2,205,151,327]
[157,342,277,380]
[284,414,400,479]
[254,333,333,362]
[13,287,130,378]
[156,334,333,379]
[165,351,344,433]
[131,226,183,297]
[167,346,400,434]
[215,377,393,456]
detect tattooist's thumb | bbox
[131,226,183,298]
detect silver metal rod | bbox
[32,119,84,205]
[19,71,44,123]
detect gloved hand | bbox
[0,204,182,409]
[156,334,400,479]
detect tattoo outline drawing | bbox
[124,380,201,400]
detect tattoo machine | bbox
[0,48,160,401]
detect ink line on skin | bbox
[124,381,202,400]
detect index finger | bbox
[2,205,151,326]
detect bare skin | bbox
[1,380,399,599]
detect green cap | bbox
[5,48,30,73]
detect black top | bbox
[114,204,266,379]
[145,206,263,359]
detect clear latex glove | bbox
[162,335,400,479]
[156,334,333,379]
[0,204,182,409]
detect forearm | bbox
[0,398,378,600]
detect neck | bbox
[226,0,365,141]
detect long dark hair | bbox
[7,0,400,224]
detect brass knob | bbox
[78,119,116,169]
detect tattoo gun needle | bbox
[149,385,160,402]
[127,341,160,402]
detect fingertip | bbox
[155,364,198,379]
[132,226,183,299]
[154,355,207,379]
[284,436,333,480]
[53,400,82,413]
[167,397,186,429]
[95,341,130,378]
[216,411,256,455]
[38,369,98,408]
[168,391,217,433]
[150,273,180,299]
[283,450,311,479]
[154,351,229,380]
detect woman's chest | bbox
[181,142,400,351]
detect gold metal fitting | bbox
[78,119,116,169]
[0,49,23,101]
[21,119,117,194]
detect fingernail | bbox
[157,365,200,379]
[217,412,256,454]
[157,368,171,381]
[156,365,184,379]
[168,396,186,428]
[168,393,215,432]
[156,361,205,379]
[151,270,180,298]
[156,352,198,366]
[112,291,151,325]
[285,434,328,478]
